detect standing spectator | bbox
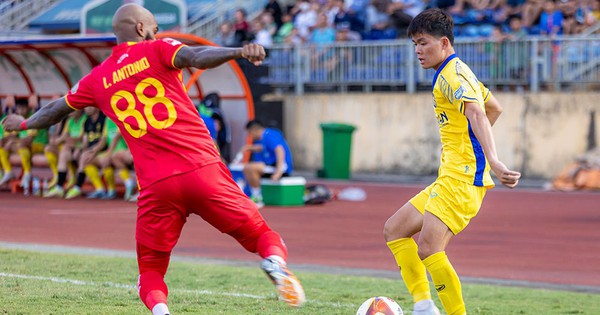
[265,0,283,29]
[536,0,564,38]
[214,22,239,47]
[293,0,318,40]
[274,13,295,43]
[253,21,274,48]
[234,8,251,44]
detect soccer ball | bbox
[356,296,404,315]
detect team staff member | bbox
[383,9,521,315]
[2,4,304,314]
[240,119,293,208]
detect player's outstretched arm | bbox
[174,44,266,69]
[464,101,521,188]
[1,97,74,132]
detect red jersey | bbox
[65,38,221,189]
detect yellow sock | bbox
[45,151,58,177]
[0,148,11,173]
[66,162,77,187]
[84,165,104,191]
[104,167,115,191]
[18,148,32,174]
[118,169,130,182]
[423,251,465,315]
[387,238,431,303]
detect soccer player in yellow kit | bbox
[383,9,521,315]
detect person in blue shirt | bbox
[241,119,293,208]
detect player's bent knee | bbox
[227,216,271,253]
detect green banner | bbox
[82,0,185,34]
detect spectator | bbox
[265,0,284,29]
[274,13,295,43]
[234,8,251,44]
[240,119,293,208]
[310,13,337,44]
[293,0,318,40]
[261,12,279,38]
[44,110,87,197]
[336,21,362,41]
[214,21,239,47]
[253,20,274,48]
[388,0,421,36]
[333,0,365,32]
[365,0,398,39]
[538,0,564,35]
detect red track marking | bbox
[1,183,599,287]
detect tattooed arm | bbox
[1,97,74,132]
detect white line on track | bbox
[0,272,356,309]
[48,208,134,215]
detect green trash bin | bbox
[319,123,356,179]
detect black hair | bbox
[245,119,264,130]
[407,8,454,45]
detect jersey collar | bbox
[432,53,457,89]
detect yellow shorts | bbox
[409,176,488,235]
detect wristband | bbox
[19,119,27,130]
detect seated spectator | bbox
[333,0,365,33]
[336,22,362,41]
[388,0,422,36]
[240,120,293,208]
[365,0,397,40]
[101,118,136,200]
[44,110,87,197]
[214,21,239,47]
[310,13,337,45]
[0,95,16,187]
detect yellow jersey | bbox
[432,54,494,187]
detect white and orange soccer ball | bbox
[356,296,404,315]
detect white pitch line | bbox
[0,272,356,309]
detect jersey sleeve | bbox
[263,130,284,152]
[447,66,484,114]
[154,38,186,69]
[65,73,96,110]
[479,81,492,103]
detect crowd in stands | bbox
[213,0,600,48]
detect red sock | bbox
[138,271,168,310]
[137,243,170,311]
[256,230,288,261]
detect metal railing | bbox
[186,0,266,39]
[264,36,600,94]
[0,0,61,30]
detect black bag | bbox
[304,184,333,205]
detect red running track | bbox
[1,183,599,288]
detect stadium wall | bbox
[283,93,600,179]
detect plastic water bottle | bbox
[42,178,49,195]
[337,187,367,201]
[232,152,244,165]
[32,177,41,196]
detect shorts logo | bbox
[430,192,438,198]
[436,284,446,292]
[464,165,470,173]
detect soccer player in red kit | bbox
[1,4,305,314]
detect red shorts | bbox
[136,162,262,252]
